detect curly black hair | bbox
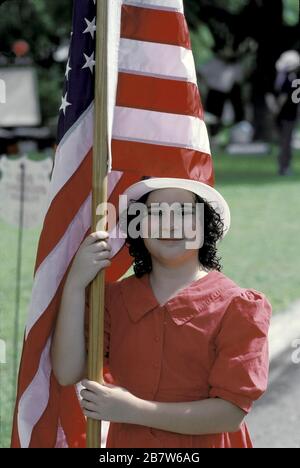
[124,192,224,278]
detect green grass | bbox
[1,147,300,447]
[214,147,300,313]
[0,222,40,448]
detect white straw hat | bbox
[119,177,231,240]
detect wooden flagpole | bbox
[87,0,109,448]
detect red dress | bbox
[92,269,272,448]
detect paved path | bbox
[247,346,300,448]
[247,300,300,448]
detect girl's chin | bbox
[156,240,186,250]
[154,244,187,259]
[144,239,191,257]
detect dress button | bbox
[154,336,159,342]
[153,363,159,369]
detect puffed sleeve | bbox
[208,288,272,413]
[84,283,111,368]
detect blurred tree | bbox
[0,0,72,125]
[0,0,298,138]
[185,0,300,139]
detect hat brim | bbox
[118,177,231,240]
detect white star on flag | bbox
[65,59,72,80]
[82,52,95,73]
[59,92,72,115]
[83,17,96,39]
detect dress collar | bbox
[120,270,227,326]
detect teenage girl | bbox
[51,178,272,448]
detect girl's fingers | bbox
[93,259,111,267]
[81,379,101,392]
[94,251,112,261]
[85,232,110,246]
[90,241,112,253]
[80,389,98,402]
[82,409,99,420]
[81,399,97,411]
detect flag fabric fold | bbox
[11,0,214,448]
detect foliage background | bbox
[0,0,299,126]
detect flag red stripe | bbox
[112,140,215,187]
[117,73,203,118]
[105,171,143,282]
[30,380,86,448]
[11,275,67,448]
[12,277,68,400]
[34,155,142,274]
[59,386,86,448]
[106,243,133,282]
[11,286,78,449]
[29,374,61,448]
[108,171,143,209]
[35,151,92,272]
[121,5,191,49]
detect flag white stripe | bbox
[45,104,94,213]
[113,107,210,154]
[55,422,68,448]
[123,0,184,12]
[25,195,92,338]
[18,338,52,448]
[119,39,196,83]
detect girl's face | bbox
[140,188,204,267]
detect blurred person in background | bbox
[200,55,246,137]
[266,50,300,176]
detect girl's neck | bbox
[149,260,208,290]
[148,261,210,306]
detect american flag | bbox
[11,0,213,448]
